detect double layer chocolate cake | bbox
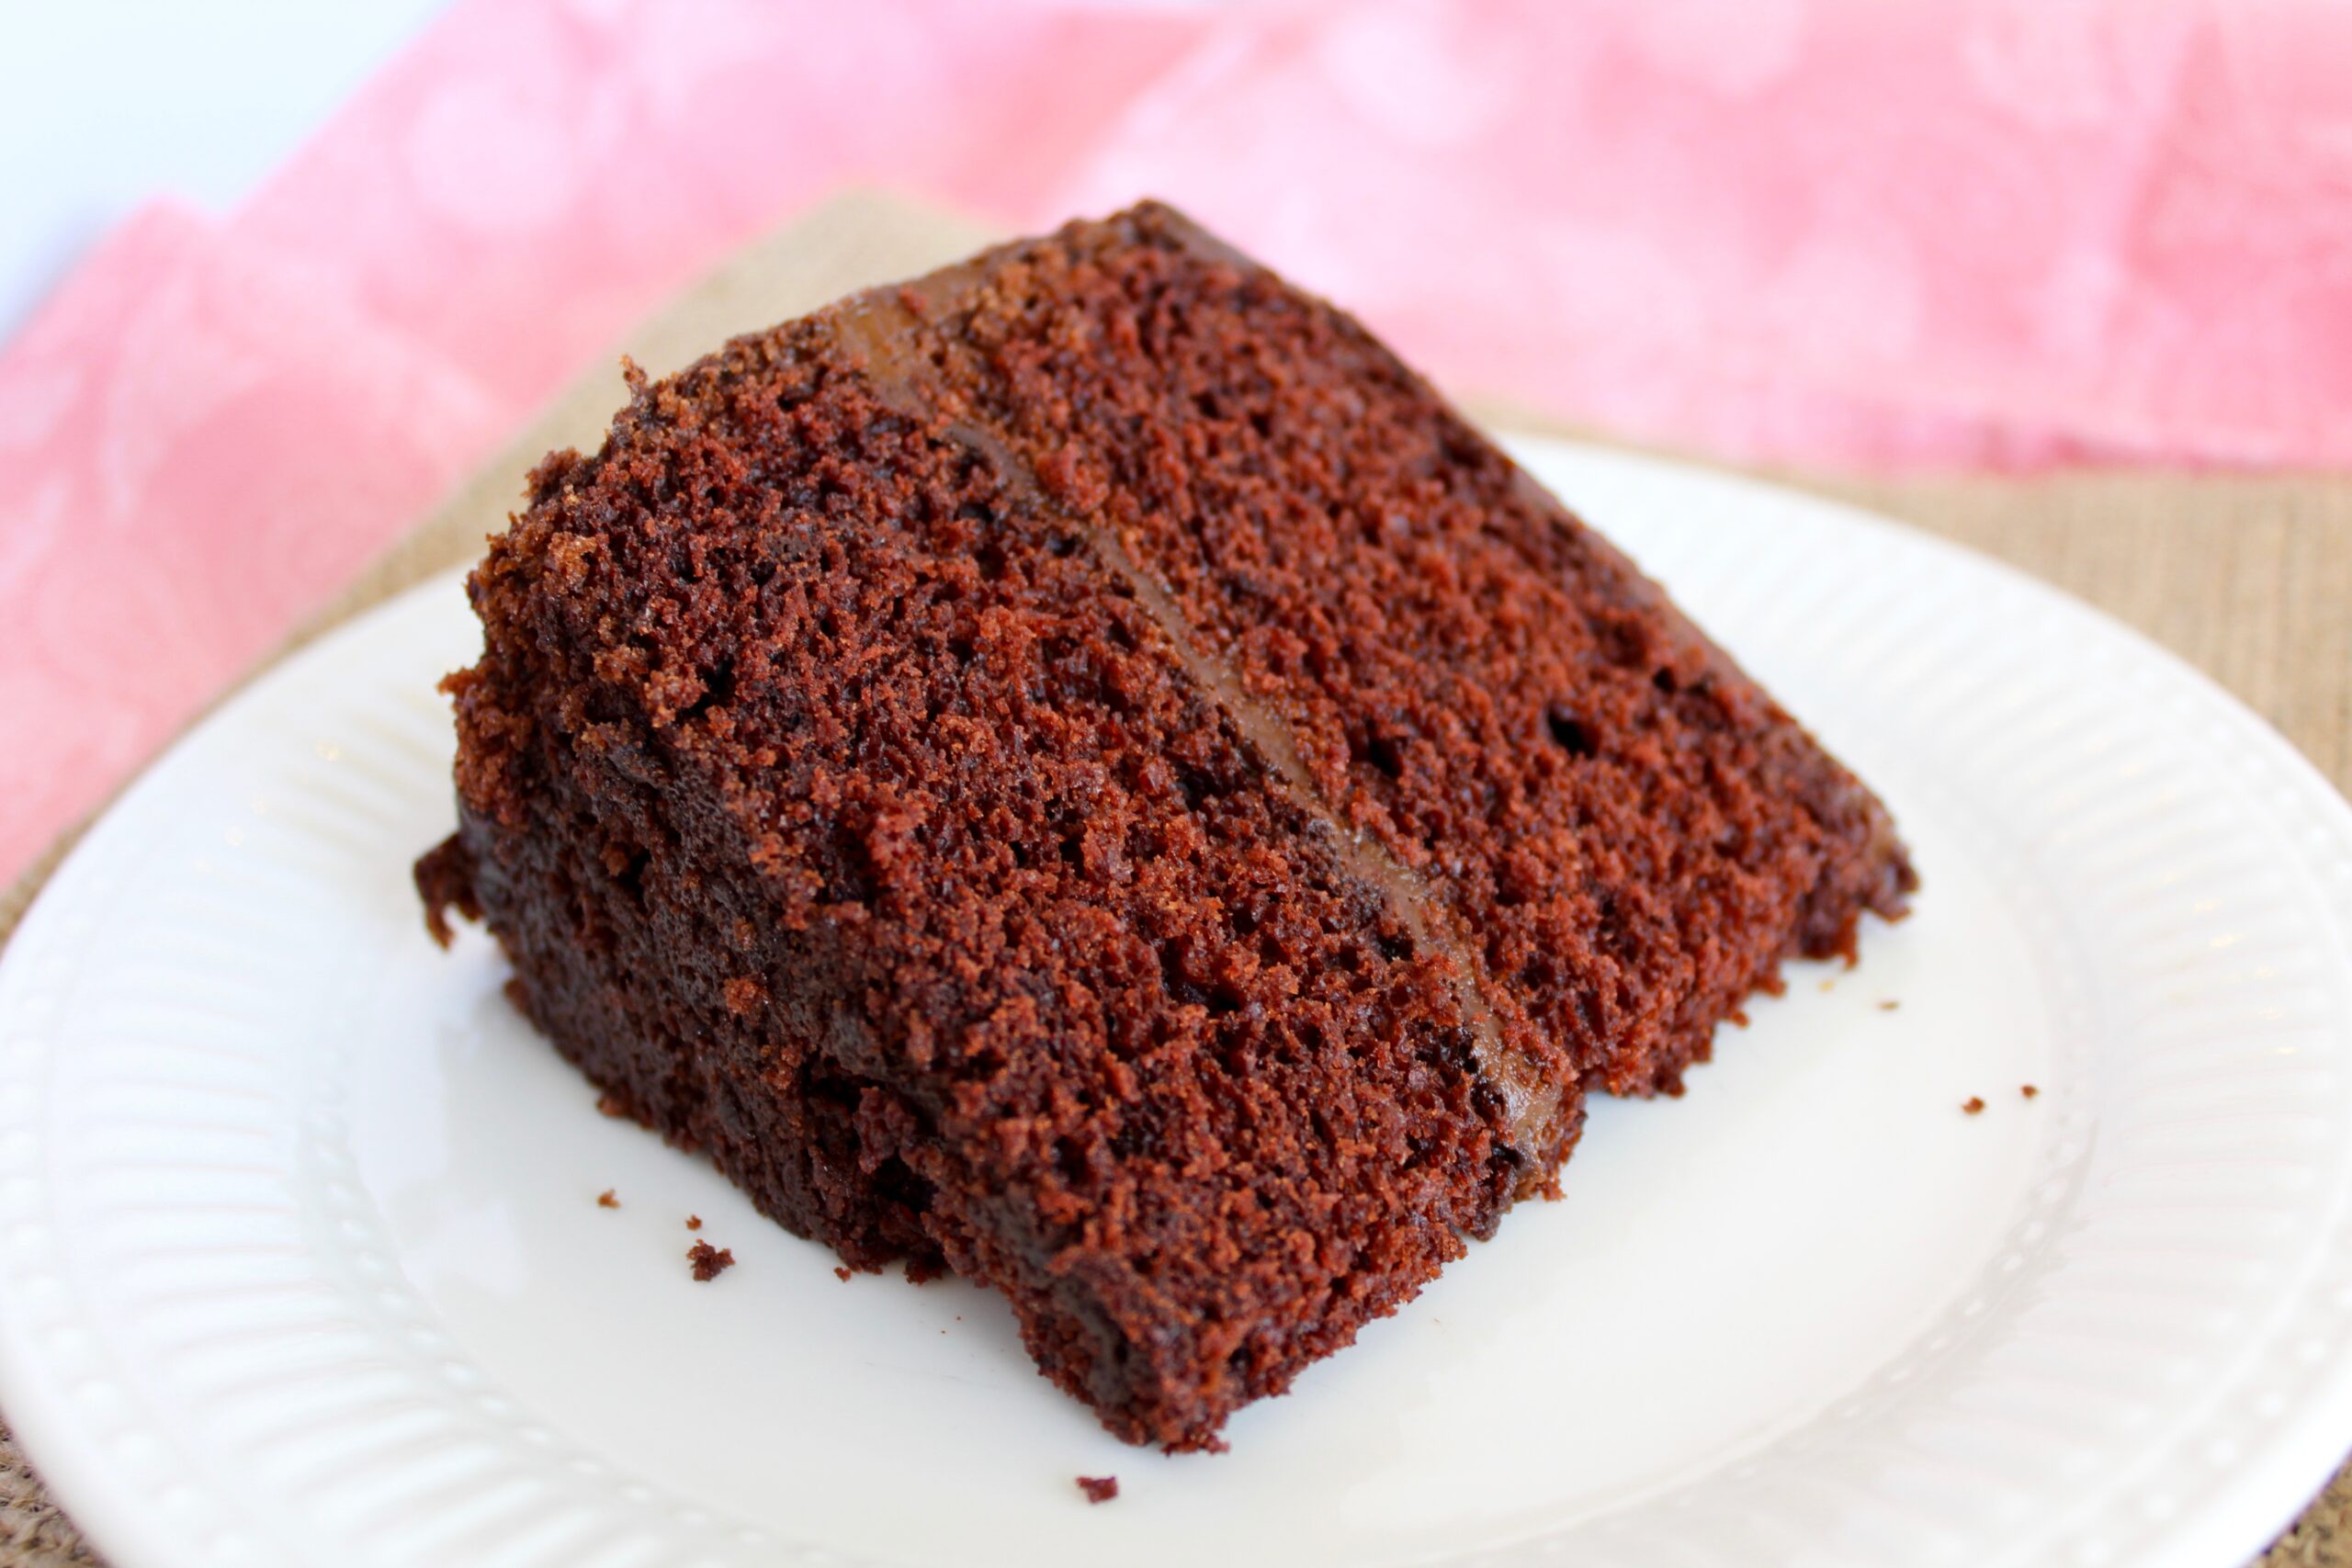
[416,201,1913,1451]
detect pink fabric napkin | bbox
[6,0,2352,886]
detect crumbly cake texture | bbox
[416,200,1912,1451]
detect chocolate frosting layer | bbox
[827,277,1573,1188]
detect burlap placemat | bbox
[3,191,2346,1567]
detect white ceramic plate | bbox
[5,438,2352,1568]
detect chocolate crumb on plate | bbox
[1962,1097,1986,1115]
[595,1189,618,1209]
[687,1240,734,1281]
[2021,1084,2040,1100]
[1879,998,1900,1011]
[684,1214,702,1230]
[1077,1475,1119,1505]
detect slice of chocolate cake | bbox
[416,201,1913,1451]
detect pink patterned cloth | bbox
[5,0,2352,884]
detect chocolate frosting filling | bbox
[826,271,1572,1190]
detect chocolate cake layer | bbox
[419,201,1911,1450]
[892,206,1913,1095]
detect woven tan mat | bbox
[3,191,2347,1567]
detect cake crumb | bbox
[1962,1096,1986,1115]
[1879,999,1900,1011]
[1077,1475,1119,1505]
[685,1214,703,1230]
[595,1092,629,1119]
[1817,978,1835,993]
[833,1266,854,1282]
[596,1189,619,1209]
[2021,1084,2040,1100]
[688,1240,735,1281]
